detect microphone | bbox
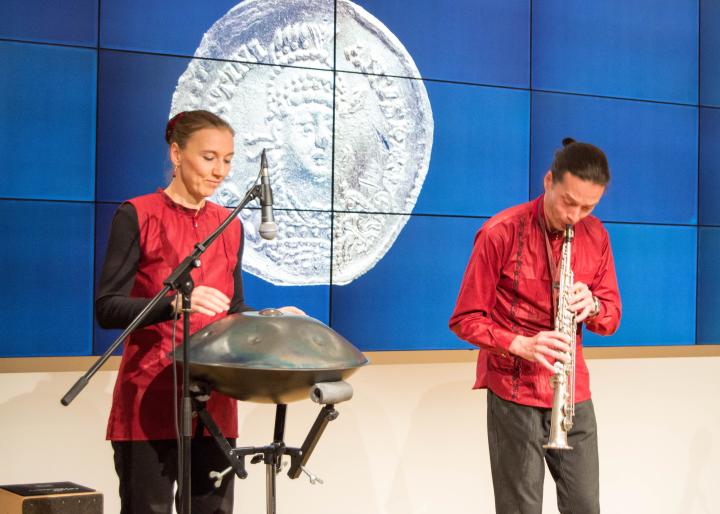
[259,149,278,240]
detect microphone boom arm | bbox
[61,172,264,406]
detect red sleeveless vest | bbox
[107,190,241,441]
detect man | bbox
[449,138,621,513]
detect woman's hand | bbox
[277,306,306,316]
[172,286,230,317]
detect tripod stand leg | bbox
[193,397,248,479]
[287,405,338,479]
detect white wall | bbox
[1,353,719,513]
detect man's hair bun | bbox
[551,137,609,186]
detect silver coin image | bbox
[170,0,433,285]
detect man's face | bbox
[542,171,606,231]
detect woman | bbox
[96,110,301,513]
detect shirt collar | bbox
[157,188,208,217]
[533,194,564,239]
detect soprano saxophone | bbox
[543,225,576,451]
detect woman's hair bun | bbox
[562,137,576,147]
[165,112,186,144]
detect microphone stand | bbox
[61,168,267,514]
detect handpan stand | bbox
[192,381,353,514]
[176,310,368,514]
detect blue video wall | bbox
[0,0,717,357]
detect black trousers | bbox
[112,438,235,514]
[487,390,600,514]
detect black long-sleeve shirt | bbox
[95,203,251,329]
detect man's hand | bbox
[508,331,571,373]
[569,281,599,323]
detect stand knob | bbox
[300,465,324,485]
[209,467,233,489]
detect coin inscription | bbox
[171,0,433,285]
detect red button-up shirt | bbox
[449,195,621,408]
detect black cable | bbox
[171,293,182,499]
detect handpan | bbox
[175,310,369,403]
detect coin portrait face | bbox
[170,0,434,285]
[289,105,333,183]
[270,71,334,191]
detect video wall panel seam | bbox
[0,201,714,229]
[0,197,96,205]
[328,0,338,327]
[528,0,534,203]
[695,0,701,346]
[0,37,97,51]
[91,0,103,356]
[5,35,715,111]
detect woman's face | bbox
[171,127,235,202]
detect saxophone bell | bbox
[543,372,574,450]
